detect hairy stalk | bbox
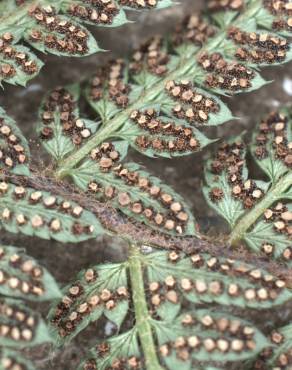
[229,171,292,246]
[128,244,163,370]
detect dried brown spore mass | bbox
[264,0,292,31]
[149,252,287,310]
[0,300,37,343]
[67,0,119,25]
[0,32,38,79]
[165,80,220,125]
[228,27,289,64]
[160,314,258,361]
[40,87,95,146]
[0,247,46,297]
[82,353,143,370]
[0,181,95,237]
[15,0,28,5]
[119,0,158,9]
[29,6,90,55]
[264,202,292,239]
[130,109,200,153]
[208,0,244,11]
[198,52,255,92]
[50,268,128,338]
[253,111,292,168]
[172,14,216,46]
[210,140,264,208]
[89,59,131,108]
[0,114,28,171]
[129,36,170,76]
[210,187,224,202]
[87,142,190,234]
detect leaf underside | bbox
[204,107,291,263]
[0,244,60,367]
[49,249,292,369]
[0,179,103,242]
[34,0,292,236]
[0,0,174,86]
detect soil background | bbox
[0,1,292,368]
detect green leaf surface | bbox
[69,141,197,237]
[0,107,30,176]
[117,110,215,158]
[203,135,266,228]
[0,298,52,348]
[0,348,36,370]
[250,108,292,183]
[38,85,100,162]
[61,1,130,28]
[203,114,292,262]
[77,329,140,370]
[0,179,103,242]
[48,261,129,346]
[0,245,61,301]
[0,42,43,87]
[23,10,101,57]
[268,323,292,369]
[154,309,269,366]
[145,250,292,310]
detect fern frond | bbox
[0,178,103,242]
[48,247,292,369]
[0,107,30,176]
[48,261,129,346]
[32,0,292,235]
[203,107,291,263]
[0,0,174,86]
[268,323,292,369]
[0,244,61,370]
[0,245,60,301]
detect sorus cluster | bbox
[41,87,94,146]
[270,330,292,369]
[159,312,257,361]
[50,268,128,338]
[165,80,220,125]
[67,0,119,25]
[198,52,255,91]
[209,140,264,209]
[89,59,131,108]
[130,109,200,153]
[28,5,90,55]
[149,251,287,308]
[0,115,28,170]
[0,300,37,343]
[255,329,291,370]
[228,27,289,64]
[207,0,244,11]
[88,142,191,234]
[253,111,292,168]
[265,202,292,235]
[119,0,158,8]
[0,182,95,236]
[172,14,216,46]
[0,32,38,79]
[264,0,292,31]
[1,355,28,370]
[0,246,45,297]
[15,0,27,5]
[129,36,170,76]
[82,353,143,370]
